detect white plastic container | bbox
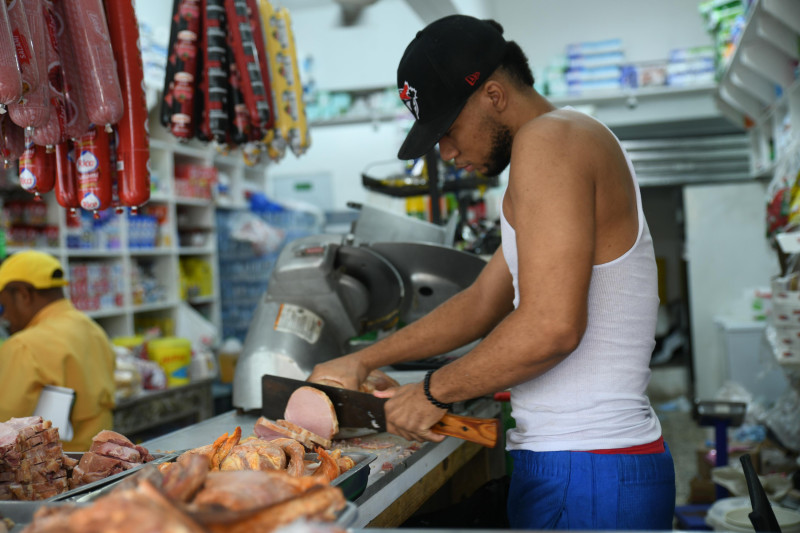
[706,497,800,532]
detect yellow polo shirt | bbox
[0,299,116,451]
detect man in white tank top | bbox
[310,14,675,530]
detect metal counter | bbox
[142,397,502,528]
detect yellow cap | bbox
[0,251,69,292]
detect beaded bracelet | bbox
[423,370,453,410]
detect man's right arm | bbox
[308,248,515,389]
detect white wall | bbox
[265,0,715,211]
[492,0,712,71]
[684,182,779,400]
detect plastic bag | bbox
[229,212,285,256]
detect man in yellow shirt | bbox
[0,250,115,451]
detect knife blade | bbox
[261,374,499,447]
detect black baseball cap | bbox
[396,15,507,160]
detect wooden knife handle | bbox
[432,413,500,448]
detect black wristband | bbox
[423,370,453,410]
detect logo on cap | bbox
[399,81,419,120]
[465,72,481,86]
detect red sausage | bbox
[104,0,151,209]
[31,1,68,147]
[7,0,39,95]
[0,115,25,167]
[169,0,201,139]
[19,134,55,196]
[0,1,24,109]
[75,125,112,213]
[7,0,49,130]
[51,0,90,139]
[224,0,271,140]
[245,0,274,131]
[60,0,123,129]
[54,140,79,210]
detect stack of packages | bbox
[0,416,76,501]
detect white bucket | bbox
[706,497,800,533]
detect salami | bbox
[51,0,90,139]
[19,134,55,196]
[0,0,24,110]
[8,0,49,130]
[31,1,68,148]
[104,0,151,210]
[7,0,39,95]
[60,0,123,130]
[54,140,79,210]
[0,115,25,166]
[75,125,113,214]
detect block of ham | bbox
[70,430,155,488]
[0,416,69,501]
[284,386,339,441]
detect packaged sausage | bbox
[0,0,24,110]
[6,0,39,95]
[256,0,287,161]
[224,0,272,140]
[31,1,68,147]
[19,133,55,197]
[226,30,250,145]
[60,0,123,130]
[51,0,90,139]
[276,7,309,156]
[197,0,229,145]
[0,115,25,167]
[7,0,49,130]
[245,0,274,131]
[104,0,151,210]
[54,140,79,211]
[162,0,201,139]
[160,0,182,128]
[75,125,112,214]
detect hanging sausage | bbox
[59,0,123,130]
[104,0,151,211]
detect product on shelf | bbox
[69,261,124,312]
[131,260,167,305]
[174,162,217,199]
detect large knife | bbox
[261,374,499,448]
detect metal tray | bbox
[309,451,376,501]
[0,484,360,532]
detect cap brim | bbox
[397,101,467,160]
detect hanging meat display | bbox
[160,0,309,162]
[1,0,307,214]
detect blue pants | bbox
[507,444,676,530]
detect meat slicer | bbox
[232,206,487,411]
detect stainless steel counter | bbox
[142,397,502,528]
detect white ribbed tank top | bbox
[501,117,662,452]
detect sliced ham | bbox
[253,417,331,450]
[283,386,339,440]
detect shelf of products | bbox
[707,0,800,177]
[0,109,274,341]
